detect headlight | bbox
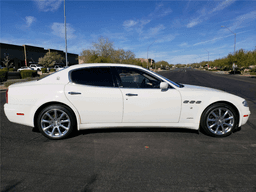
[242,100,249,107]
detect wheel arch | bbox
[200,100,240,126]
[33,101,80,130]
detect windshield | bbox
[150,70,184,88]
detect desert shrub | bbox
[229,70,241,74]
[20,70,37,79]
[0,70,8,82]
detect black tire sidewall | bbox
[37,105,75,140]
[200,103,238,137]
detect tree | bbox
[92,37,114,58]
[155,61,169,69]
[2,55,13,69]
[79,50,96,63]
[79,37,138,65]
[38,52,64,67]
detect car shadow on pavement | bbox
[77,127,199,136]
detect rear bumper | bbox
[4,103,34,127]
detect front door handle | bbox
[68,92,81,95]
[126,93,138,97]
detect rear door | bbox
[65,67,123,124]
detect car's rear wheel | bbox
[200,103,238,137]
[37,105,75,140]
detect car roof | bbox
[39,63,147,84]
[67,63,144,70]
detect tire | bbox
[200,103,238,137]
[37,105,76,140]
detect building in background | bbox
[0,43,78,68]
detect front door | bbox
[114,67,181,123]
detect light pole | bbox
[147,40,156,69]
[64,0,68,67]
[204,49,209,67]
[221,26,236,54]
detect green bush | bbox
[2,68,8,71]
[50,68,55,72]
[250,72,256,75]
[250,68,256,72]
[0,70,8,82]
[8,68,14,71]
[223,66,231,71]
[41,68,47,73]
[20,70,38,79]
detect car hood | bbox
[181,84,225,93]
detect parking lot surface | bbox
[1,68,256,192]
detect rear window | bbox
[71,67,114,87]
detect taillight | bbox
[6,89,8,104]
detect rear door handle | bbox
[126,93,138,97]
[68,92,81,95]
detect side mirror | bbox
[160,82,168,91]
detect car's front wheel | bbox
[200,103,238,137]
[37,105,75,140]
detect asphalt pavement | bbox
[1,68,256,192]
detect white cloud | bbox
[123,20,138,28]
[187,0,236,28]
[143,24,165,39]
[51,22,76,39]
[187,19,200,28]
[25,16,36,27]
[193,34,234,46]
[210,0,236,14]
[34,0,63,12]
[149,3,172,19]
[231,11,256,30]
[157,34,176,43]
[179,42,188,47]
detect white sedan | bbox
[4,64,250,140]
[17,66,34,72]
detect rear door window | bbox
[71,67,114,87]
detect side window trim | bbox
[111,67,123,87]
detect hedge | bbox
[20,70,38,79]
[50,68,55,72]
[0,70,8,82]
[41,68,47,73]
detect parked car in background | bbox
[17,66,34,72]
[29,64,43,71]
[54,65,64,71]
[4,64,250,140]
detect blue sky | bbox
[1,0,256,64]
